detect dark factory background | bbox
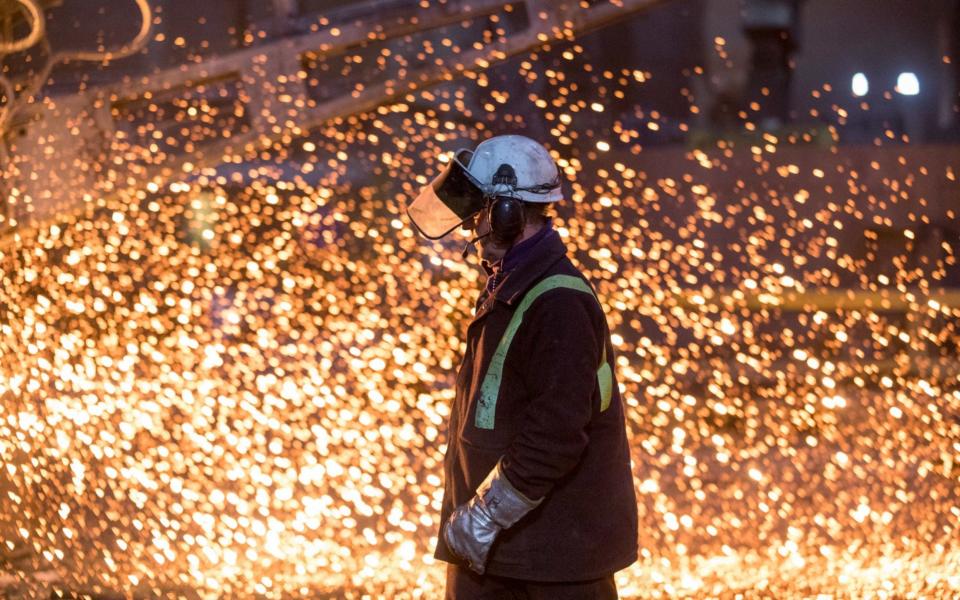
[1,0,958,598]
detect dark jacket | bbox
[435,228,639,581]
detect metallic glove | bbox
[443,460,543,574]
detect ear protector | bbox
[487,196,525,246]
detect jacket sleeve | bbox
[499,289,605,500]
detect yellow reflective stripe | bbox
[475,274,612,430]
[598,345,613,411]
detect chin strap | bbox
[484,247,519,293]
[486,237,519,289]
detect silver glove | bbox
[443,459,543,574]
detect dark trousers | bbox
[445,564,619,600]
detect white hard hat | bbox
[406,134,563,239]
[465,135,563,203]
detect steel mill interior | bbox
[0,0,958,597]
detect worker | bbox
[407,134,638,599]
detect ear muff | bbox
[488,196,524,246]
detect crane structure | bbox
[0,0,661,240]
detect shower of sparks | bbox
[1,2,960,598]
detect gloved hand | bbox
[443,459,543,574]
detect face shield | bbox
[407,150,487,240]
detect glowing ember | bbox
[1,2,958,598]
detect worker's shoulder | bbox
[523,259,602,315]
[542,254,597,291]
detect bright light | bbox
[851,72,869,97]
[896,72,920,96]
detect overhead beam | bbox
[0,0,663,243]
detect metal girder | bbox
[0,0,662,240]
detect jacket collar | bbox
[490,227,567,306]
